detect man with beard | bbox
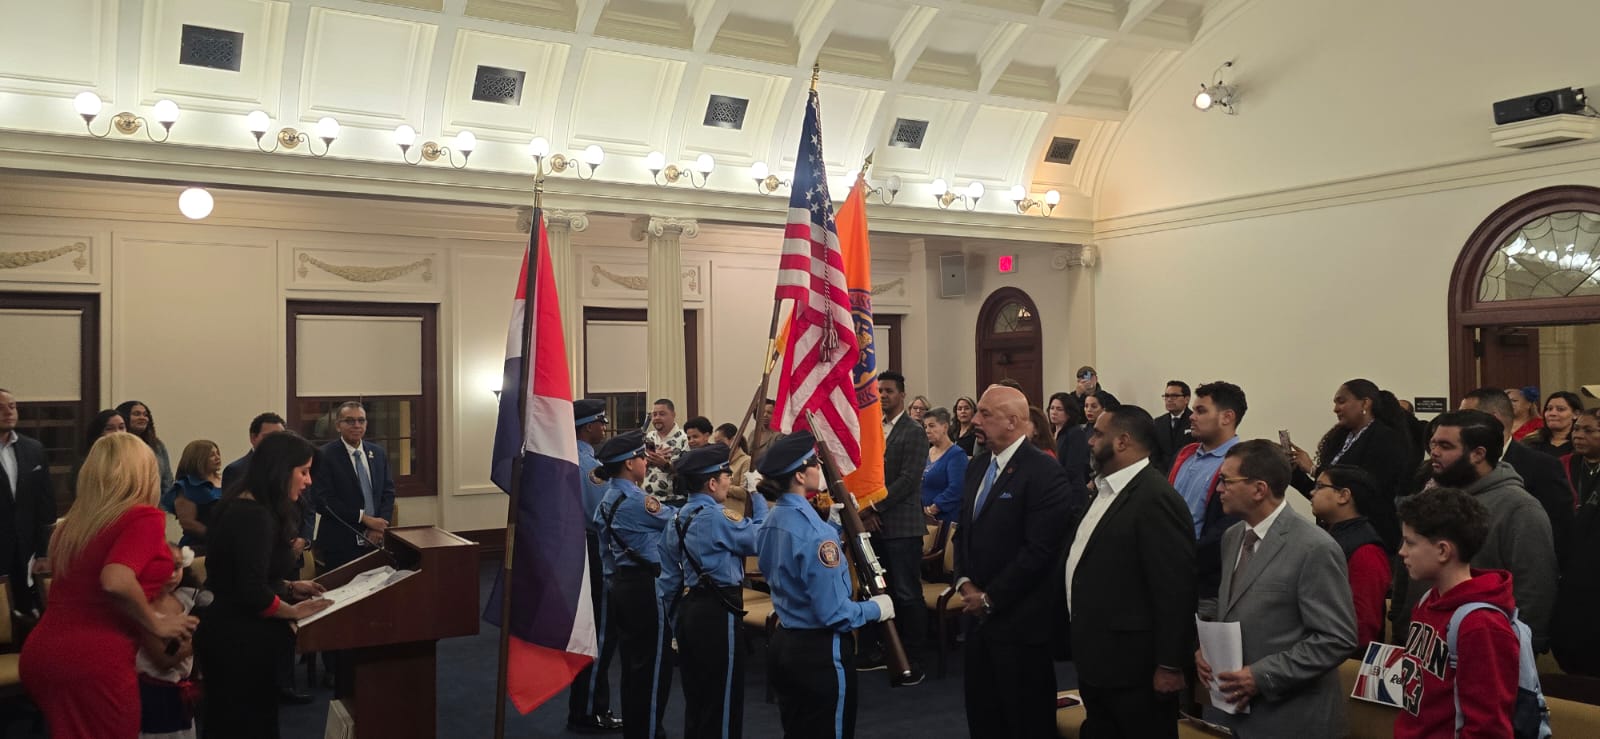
[1395,410,1556,651]
[1460,387,1574,560]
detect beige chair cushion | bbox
[0,654,19,688]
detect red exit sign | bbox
[997,255,1017,273]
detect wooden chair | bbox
[0,576,24,700]
[920,524,964,677]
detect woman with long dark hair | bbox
[1308,465,1391,653]
[1528,390,1584,458]
[1047,392,1090,495]
[713,423,755,520]
[1288,379,1413,550]
[952,396,980,456]
[592,430,677,739]
[117,400,173,494]
[658,443,767,738]
[19,433,198,739]
[195,433,331,738]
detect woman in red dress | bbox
[20,432,199,738]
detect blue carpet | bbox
[279,560,1079,738]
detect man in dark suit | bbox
[858,370,930,683]
[1061,404,1196,738]
[0,389,57,614]
[1460,387,1575,558]
[306,401,395,572]
[221,411,287,490]
[1151,381,1193,474]
[954,385,1073,737]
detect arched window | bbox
[975,287,1044,403]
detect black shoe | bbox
[855,652,887,672]
[567,713,623,734]
[278,688,314,705]
[892,666,927,687]
[319,672,335,690]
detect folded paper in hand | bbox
[1196,615,1249,715]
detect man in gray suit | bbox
[1197,439,1356,738]
[858,369,930,684]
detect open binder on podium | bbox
[295,526,480,738]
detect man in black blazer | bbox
[1461,387,1575,559]
[1151,381,1193,474]
[1060,404,1196,738]
[0,390,56,614]
[222,412,287,490]
[306,402,396,572]
[859,370,931,681]
[954,385,1073,737]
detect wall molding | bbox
[1093,139,1600,240]
[297,253,434,283]
[0,241,87,270]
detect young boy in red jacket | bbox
[1394,487,1520,738]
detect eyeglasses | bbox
[1217,475,1256,486]
[1311,482,1341,493]
[1160,393,1187,399]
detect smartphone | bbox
[1278,429,1293,451]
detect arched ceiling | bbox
[0,0,1233,233]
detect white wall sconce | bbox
[74,92,180,142]
[177,187,214,220]
[646,151,715,188]
[394,125,474,168]
[529,137,603,180]
[867,175,901,205]
[932,179,984,211]
[749,161,790,195]
[1009,185,1061,216]
[1194,61,1237,115]
[246,110,339,156]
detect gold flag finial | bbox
[811,63,820,90]
[859,151,875,178]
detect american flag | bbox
[772,87,862,473]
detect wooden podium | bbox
[296,526,480,739]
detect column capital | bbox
[546,210,590,232]
[630,216,699,241]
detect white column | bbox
[633,216,698,409]
[544,210,589,391]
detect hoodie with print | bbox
[1394,568,1519,739]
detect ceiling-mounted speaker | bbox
[939,253,966,299]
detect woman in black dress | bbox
[1288,378,1415,551]
[1528,390,1584,459]
[195,433,331,738]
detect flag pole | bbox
[492,172,544,739]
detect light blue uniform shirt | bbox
[756,493,880,632]
[577,440,607,534]
[658,491,770,609]
[593,478,677,577]
[1171,435,1240,538]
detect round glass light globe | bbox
[582,145,605,166]
[245,110,271,134]
[931,178,949,196]
[1008,185,1027,201]
[453,129,477,153]
[152,99,180,124]
[73,91,103,117]
[1045,189,1061,206]
[966,181,986,199]
[1194,91,1213,110]
[528,137,550,157]
[694,153,715,174]
[178,188,214,220]
[393,124,417,147]
[645,151,666,171]
[750,161,769,180]
[314,116,340,141]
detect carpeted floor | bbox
[277,560,1079,738]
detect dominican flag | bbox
[484,208,596,713]
[772,87,863,474]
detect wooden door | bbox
[1479,326,1541,392]
[975,288,1044,404]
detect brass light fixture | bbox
[932,179,984,211]
[749,161,790,195]
[1009,185,1061,217]
[867,174,902,205]
[245,110,339,156]
[528,137,603,180]
[74,92,180,142]
[394,125,475,169]
[645,151,715,188]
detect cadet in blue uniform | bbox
[592,430,677,739]
[658,443,770,739]
[569,399,623,734]
[755,432,895,739]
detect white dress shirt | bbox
[0,430,18,497]
[883,411,905,439]
[1234,497,1289,569]
[1065,457,1149,612]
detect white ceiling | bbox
[0,0,1231,222]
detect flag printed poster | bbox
[1351,642,1409,709]
[771,87,864,474]
[484,208,597,713]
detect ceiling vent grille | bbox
[472,65,526,105]
[179,25,244,72]
[889,118,929,149]
[1044,137,1080,164]
[703,95,749,129]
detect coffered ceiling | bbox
[0,0,1235,229]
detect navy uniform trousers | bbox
[611,565,672,739]
[769,628,858,739]
[568,532,619,721]
[676,586,746,738]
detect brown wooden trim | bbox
[877,313,904,374]
[1448,185,1600,400]
[286,300,439,498]
[0,291,100,418]
[454,527,506,562]
[580,307,699,417]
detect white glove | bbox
[868,594,895,622]
[829,504,844,526]
[744,472,763,491]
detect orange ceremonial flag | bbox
[837,172,888,507]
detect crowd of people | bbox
[3,359,1599,737]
